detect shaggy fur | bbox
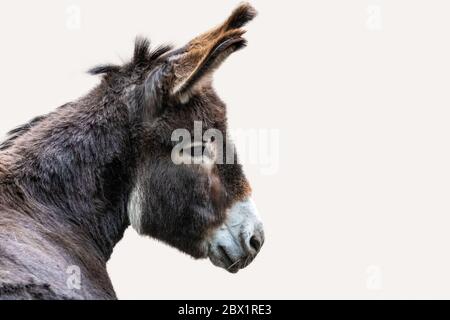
[0,3,256,300]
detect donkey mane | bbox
[0,103,73,152]
[0,115,47,151]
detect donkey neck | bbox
[2,85,138,262]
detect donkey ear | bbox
[168,3,257,97]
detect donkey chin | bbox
[207,198,264,273]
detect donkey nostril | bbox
[249,235,262,253]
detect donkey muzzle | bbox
[208,198,264,273]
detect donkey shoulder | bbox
[0,227,72,300]
[0,208,117,300]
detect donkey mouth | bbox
[208,235,262,273]
[218,246,241,273]
[210,245,254,273]
[209,245,254,274]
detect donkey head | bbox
[126,3,264,273]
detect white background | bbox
[1,0,450,299]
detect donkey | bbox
[0,3,264,300]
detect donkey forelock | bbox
[88,38,173,78]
